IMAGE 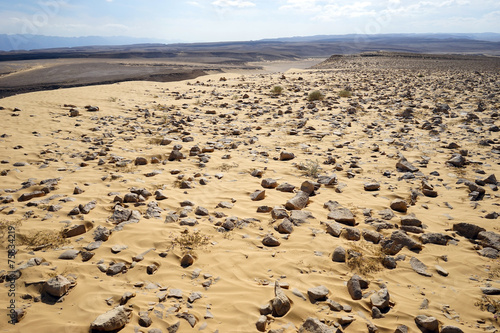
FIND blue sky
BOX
[1,0,499,42]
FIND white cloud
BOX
[317,2,376,20]
[211,0,256,8]
[187,1,204,7]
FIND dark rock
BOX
[332,246,346,262]
[478,231,500,251]
[285,191,309,210]
[250,190,266,201]
[280,151,295,161]
[262,235,280,247]
[327,208,355,226]
[452,222,485,239]
[276,218,294,234]
[261,178,278,188]
[299,317,335,333]
[420,233,449,245]
[272,283,291,317]
[390,199,408,213]
[414,315,439,332]
[325,222,343,237]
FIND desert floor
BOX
[0,56,499,333]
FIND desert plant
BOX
[308,90,325,102]
[298,159,321,178]
[475,296,500,314]
[170,230,211,254]
[17,228,69,250]
[346,242,383,275]
[271,86,284,95]
[338,90,352,98]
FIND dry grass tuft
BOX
[170,229,211,255]
[346,241,383,275]
[308,90,325,102]
[17,228,69,250]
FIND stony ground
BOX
[0,56,500,333]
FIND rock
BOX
[390,199,408,213]
[90,306,132,331]
[256,315,267,331]
[299,317,335,333]
[382,256,397,269]
[395,325,409,333]
[181,253,195,267]
[325,222,343,237]
[370,288,390,309]
[414,315,439,332]
[332,246,346,262]
[307,285,329,302]
[396,158,418,172]
[478,247,499,259]
[194,206,209,216]
[391,230,422,251]
[262,235,280,247]
[119,292,135,305]
[79,200,96,214]
[343,227,361,241]
[107,262,126,276]
[272,283,291,317]
[18,190,45,202]
[327,208,355,226]
[347,274,366,300]
[58,249,79,260]
[364,182,380,191]
[421,233,449,245]
[276,182,295,192]
[440,326,464,333]
[452,222,485,239]
[73,186,84,194]
[138,311,152,327]
[250,190,266,201]
[372,306,384,319]
[261,178,278,188]
[81,251,95,262]
[109,206,132,224]
[480,287,500,295]
[63,224,87,238]
[155,190,168,200]
[271,207,289,219]
[123,193,139,203]
[410,257,432,277]
[285,191,309,210]
[135,157,148,165]
[188,292,203,303]
[93,226,110,241]
[447,154,466,167]
[363,229,382,244]
[435,265,449,277]
[69,108,80,117]
[43,275,72,297]
[280,151,295,161]
[300,181,317,195]
[400,214,422,227]
[478,231,500,251]
[276,218,294,234]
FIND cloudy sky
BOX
[1,0,499,42]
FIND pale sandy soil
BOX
[0,58,499,333]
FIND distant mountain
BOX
[262,33,500,43]
[0,34,176,51]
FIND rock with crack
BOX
[285,190,309,210]
[90,305,132,332]
[327,208,356,226]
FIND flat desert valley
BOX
[0,53,500,333]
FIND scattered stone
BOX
[332,246,346,262]
[307,285,329,302]
[390,199,408,213]
[299,317,335,333]
[43,275,72,297]
[280,151,295,161]
[327,208,355,226]
[271,283,291,317]
[285,191,309,210]
[250,190,266,201]
[262,235,280,247]
[410,257,432,277]
[90,306,132,332]
[414,315,439,332]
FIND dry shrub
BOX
[298,159,321,178]
[171,229,211,254]
[308,90,325,102]
[346,241,383,275]
[475,296,500,314]
[17,228,69,250]
[271,86,284,95]
[338,90,352,98]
